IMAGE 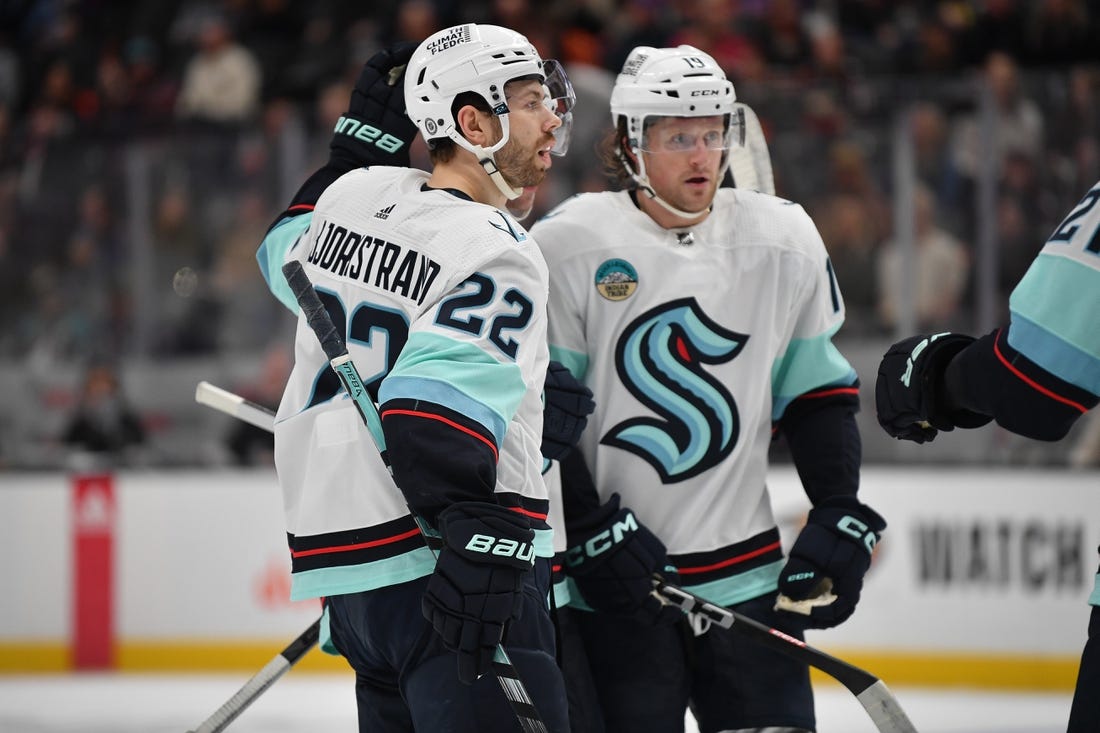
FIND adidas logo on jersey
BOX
[374,204,396,220]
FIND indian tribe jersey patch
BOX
[595,258,638,301]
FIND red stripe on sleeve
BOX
[994,330,1090,414]
[381,408,499,461]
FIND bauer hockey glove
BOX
[541,361,595,461]
[422,502,535,684]
[565,494,682,625]
[876,332,993,443]
[775,496,885,629]
[288,43,418,207]
[329,41,418,170]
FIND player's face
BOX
[495,79,561,189]
[640,116,727,215]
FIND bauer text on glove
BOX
[421,501,535,684]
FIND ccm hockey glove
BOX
[776,496,885,629]
[876,332,992,443]
[422,502,535,684]
[541,361,595,461]
[566,494,682,625]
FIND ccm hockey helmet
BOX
[404,23,574,198]
[610,46,739,216]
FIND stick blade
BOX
[857,680,920,733]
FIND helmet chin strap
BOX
[454,114,524,201]
[622,148,711,220]
[478,153,524,200]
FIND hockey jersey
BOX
[274,166,554,601]
[532,188,858,606]
[1008,180,1100,397]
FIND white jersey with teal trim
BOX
[274,166,553,600]
[1008,180,1100,396]
[532,188,855,602]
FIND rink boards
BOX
[1,466,1097,690]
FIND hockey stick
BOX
[195,381,275,432]
[194,387,916,732]
[185,618,320,733]
[281,259,550,733]
[728,102,775,195]
[653,580,919,733]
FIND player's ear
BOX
[455,105,496,148]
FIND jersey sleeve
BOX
[378,239,549,524]
[1006,181,1100,397]
[942,181,1100,440]
[257,209,313,313]
[533,212,591,381]
[770,206,859,421]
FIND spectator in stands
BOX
[812,193,880,334]
[951,51,1043,185]
[62,361,146,465]
[876,183,970,332]
[175,12,262,126]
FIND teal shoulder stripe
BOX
[548,345,588,380]
[289,547,435,601]
[678,559,784,607]
[1089,573,1100,607]
[1007,316,1100,396]
[381,333,524,444]
[771,324,857,420]
[1009,255,1100,393]
[257,214,312,314]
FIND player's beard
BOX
[495,138,547,190]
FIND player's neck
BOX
[634,189,711,230]
[428,160,506,209]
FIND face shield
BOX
[540,59,575,156]
[638,113,740,155]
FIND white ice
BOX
[0,673,1075,732]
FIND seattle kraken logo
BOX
[603,298,747,482]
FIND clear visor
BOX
[638,113,739,154]
[541,59,575,156]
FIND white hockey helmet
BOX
[405,23,575,199]
[610,46,739,217]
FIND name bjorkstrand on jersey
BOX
[306,217,441,306]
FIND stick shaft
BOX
[187,619,320,733]
[281,260,548,733]
[653,581,918,733]
[195,381,275,432]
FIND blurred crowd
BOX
[0,0,1097,468]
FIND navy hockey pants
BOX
[325,557,569,733]
[563,590,815,733]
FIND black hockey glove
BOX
[565,494,682,625]
[875,332,993,443]
[288,44,419,207]
[422,501,535,684]
[541,361,595,461]
[775,496,885,629]
[330,41,418,170]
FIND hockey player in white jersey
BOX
[530,45,885,733]
[876,181,1100,733]
[273,24,578,732]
